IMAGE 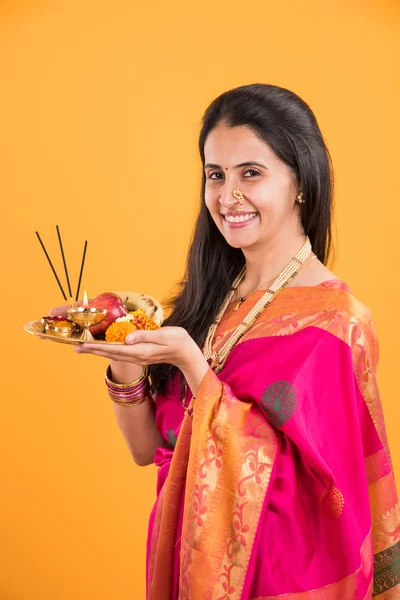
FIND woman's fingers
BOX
[76,343,136,356]
[75,342,154,363]
[125,326,179,346]
[70,324,173,361]
[73,326,191,368]
[49,300,83,316]
[48,305,69,317]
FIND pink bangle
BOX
[107,385,151,406]
[105,365,151,406]
[106,380,149,397]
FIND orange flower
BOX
[128,310,160,331]
[104,310,159,342]
[105,321,137,343]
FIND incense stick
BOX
[75,240,88,302]
[56,225,73,299]
[35,231,68,301]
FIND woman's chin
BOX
[224,235,259,250]
[216,221,261,249]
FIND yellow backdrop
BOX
[1,1,398,598]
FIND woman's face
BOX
[204,122,302,250]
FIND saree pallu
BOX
[146,281,400,600]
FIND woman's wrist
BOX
[105,362,151,407]
[181,346,210,397]
[108,360,144,385]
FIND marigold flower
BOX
[105,321,137,343]
[105,310,159,342]
[128,310,160,330]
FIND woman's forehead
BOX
[204,126,275,168]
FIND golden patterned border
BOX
[178,369,279,600]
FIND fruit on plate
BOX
[88,292,128,336]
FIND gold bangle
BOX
[105,365,149,388]
[110,394,150,407]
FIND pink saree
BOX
[146,280,400,599]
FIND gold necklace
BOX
[203,237,312,373]
[234,252,316,311]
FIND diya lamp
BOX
[67,290,108,341]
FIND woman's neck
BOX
[241,233,308,292]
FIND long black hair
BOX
[150,83,334,395]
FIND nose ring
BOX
[231,188,244,211]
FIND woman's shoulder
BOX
[285,258,373,326]
[278,278,370,317]
[251,277,376,351]
[247,283,378,369]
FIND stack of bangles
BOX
[105,365,151,407]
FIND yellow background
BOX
[1,1,398,598]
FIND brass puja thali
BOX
[27,228,163,345]
[24,291,164,346]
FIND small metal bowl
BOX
[45,320,76,338]
[41,315,67,325]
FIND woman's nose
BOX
[219,187,243,210]
[219,187,238,209]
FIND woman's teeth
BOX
[224,212,258,223]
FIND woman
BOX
[64,84,399,598]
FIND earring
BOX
[231,188,244,211]
[297,192,305,204]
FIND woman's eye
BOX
[243,169,260,177]
[207,170,260,180]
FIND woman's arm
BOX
[110,361,169,466]
[75,327,211,463]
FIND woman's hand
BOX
[48,303,81,316]
[45,304,142,382]
[46,306,210,394]
[75,326,210,396]
[74,326,199,370]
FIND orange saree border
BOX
[178,368,279,600]
[366,450,391,485]
[369,473,399,550]
[374,586,400,600]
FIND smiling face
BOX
[204,122,304,251]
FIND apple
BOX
[88,292,128,337]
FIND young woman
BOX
[58,84,399,598]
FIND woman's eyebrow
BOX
[204,161,268,170]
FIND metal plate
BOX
[24,291,164,345]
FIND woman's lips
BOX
[221,212,259,228]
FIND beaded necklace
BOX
[202,237,312,374]
[233,252,316,311]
